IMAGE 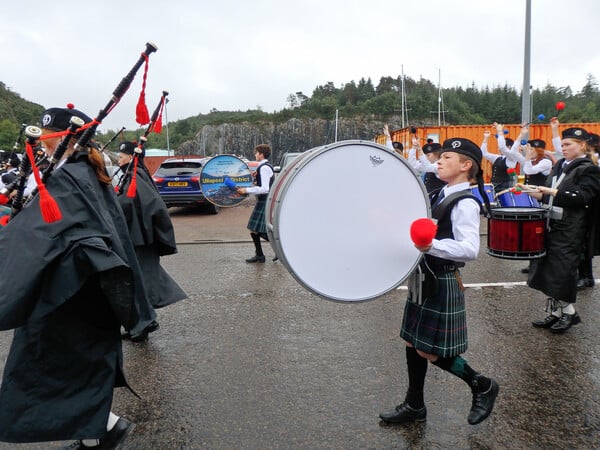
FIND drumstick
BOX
[513,185,539,194]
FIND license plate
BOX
[167,181,188,187]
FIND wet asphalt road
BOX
[2,203,600,449]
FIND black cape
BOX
[528,157,600,302]
[117,163,187,308]
[0,152,147,443]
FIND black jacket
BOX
[117,163,186,309]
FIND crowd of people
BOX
[1,111,599,446]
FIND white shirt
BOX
[481,136,519,168]
[407,147,439,175]
[245,160,274,195]
[385,137,393,151]
[427,181,480,262]
[24,173,37,197]
[506,146,552,176]
[552,136,563,157]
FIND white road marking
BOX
[397,279,598,290]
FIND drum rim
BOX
[266,140,430,302]
[489,206,547,219]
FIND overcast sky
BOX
[1,0,599,132]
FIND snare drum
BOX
[487,207,547,259]
[266,140,430,302]
[495,188,539,208]
[470,183,495,206]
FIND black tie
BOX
[434,189,445,206]
[556,160,565,177]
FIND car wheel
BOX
[206,203,220,214]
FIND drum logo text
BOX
[370,155,384,166]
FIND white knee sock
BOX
[78,412,120,447]
[107,412,120,431]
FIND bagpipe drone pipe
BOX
[115,90,168,198]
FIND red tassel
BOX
[126,156,139,198]
[0,215,9,226]
[0,194,8,205]
[153,97,165,133]
[37,184,62,223]
[154,114,163,134]
[135,54,150,125]
[25,141,62,223]
[136,95,149,125]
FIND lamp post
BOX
[521,0,532,129]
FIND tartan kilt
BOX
[247,195,267,234]
[400,270,467,357]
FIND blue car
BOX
[152,157,220,214]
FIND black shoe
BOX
[129,330,149,342]
[379,402,426,424]
[468,377,499,425]
[146,320,160,333]
[122,320,160,342]
[60,442,86,449]
[98,417,135,449]
[532,314,560,328]
[246,255,266,263]
[550,312,581,334]
[577,278,595,290]
[520,267,529,274]
[60,417,135,449]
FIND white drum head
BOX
[267,140,430,302]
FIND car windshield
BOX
[157,162,202,176]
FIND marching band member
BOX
[521,127,600,333]
[380,138,499,426]
[481,123,520,193]
[578,133,600,289]
[116,141,187,341]
[237,144,275,263]
[0,106,143,448]
[0,153,20,189]
[383,124,404,154]
[407,137,446,195]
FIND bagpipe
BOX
[0,125,46,225]
[101,126,126,152]
[3,42,159,226]
[115,90,168,197]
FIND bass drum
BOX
[199,155,254,207]
[266,140,430,302]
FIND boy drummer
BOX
[380,138,499,426]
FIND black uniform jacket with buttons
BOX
[529,157,600,302]
[550,157,600,256]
